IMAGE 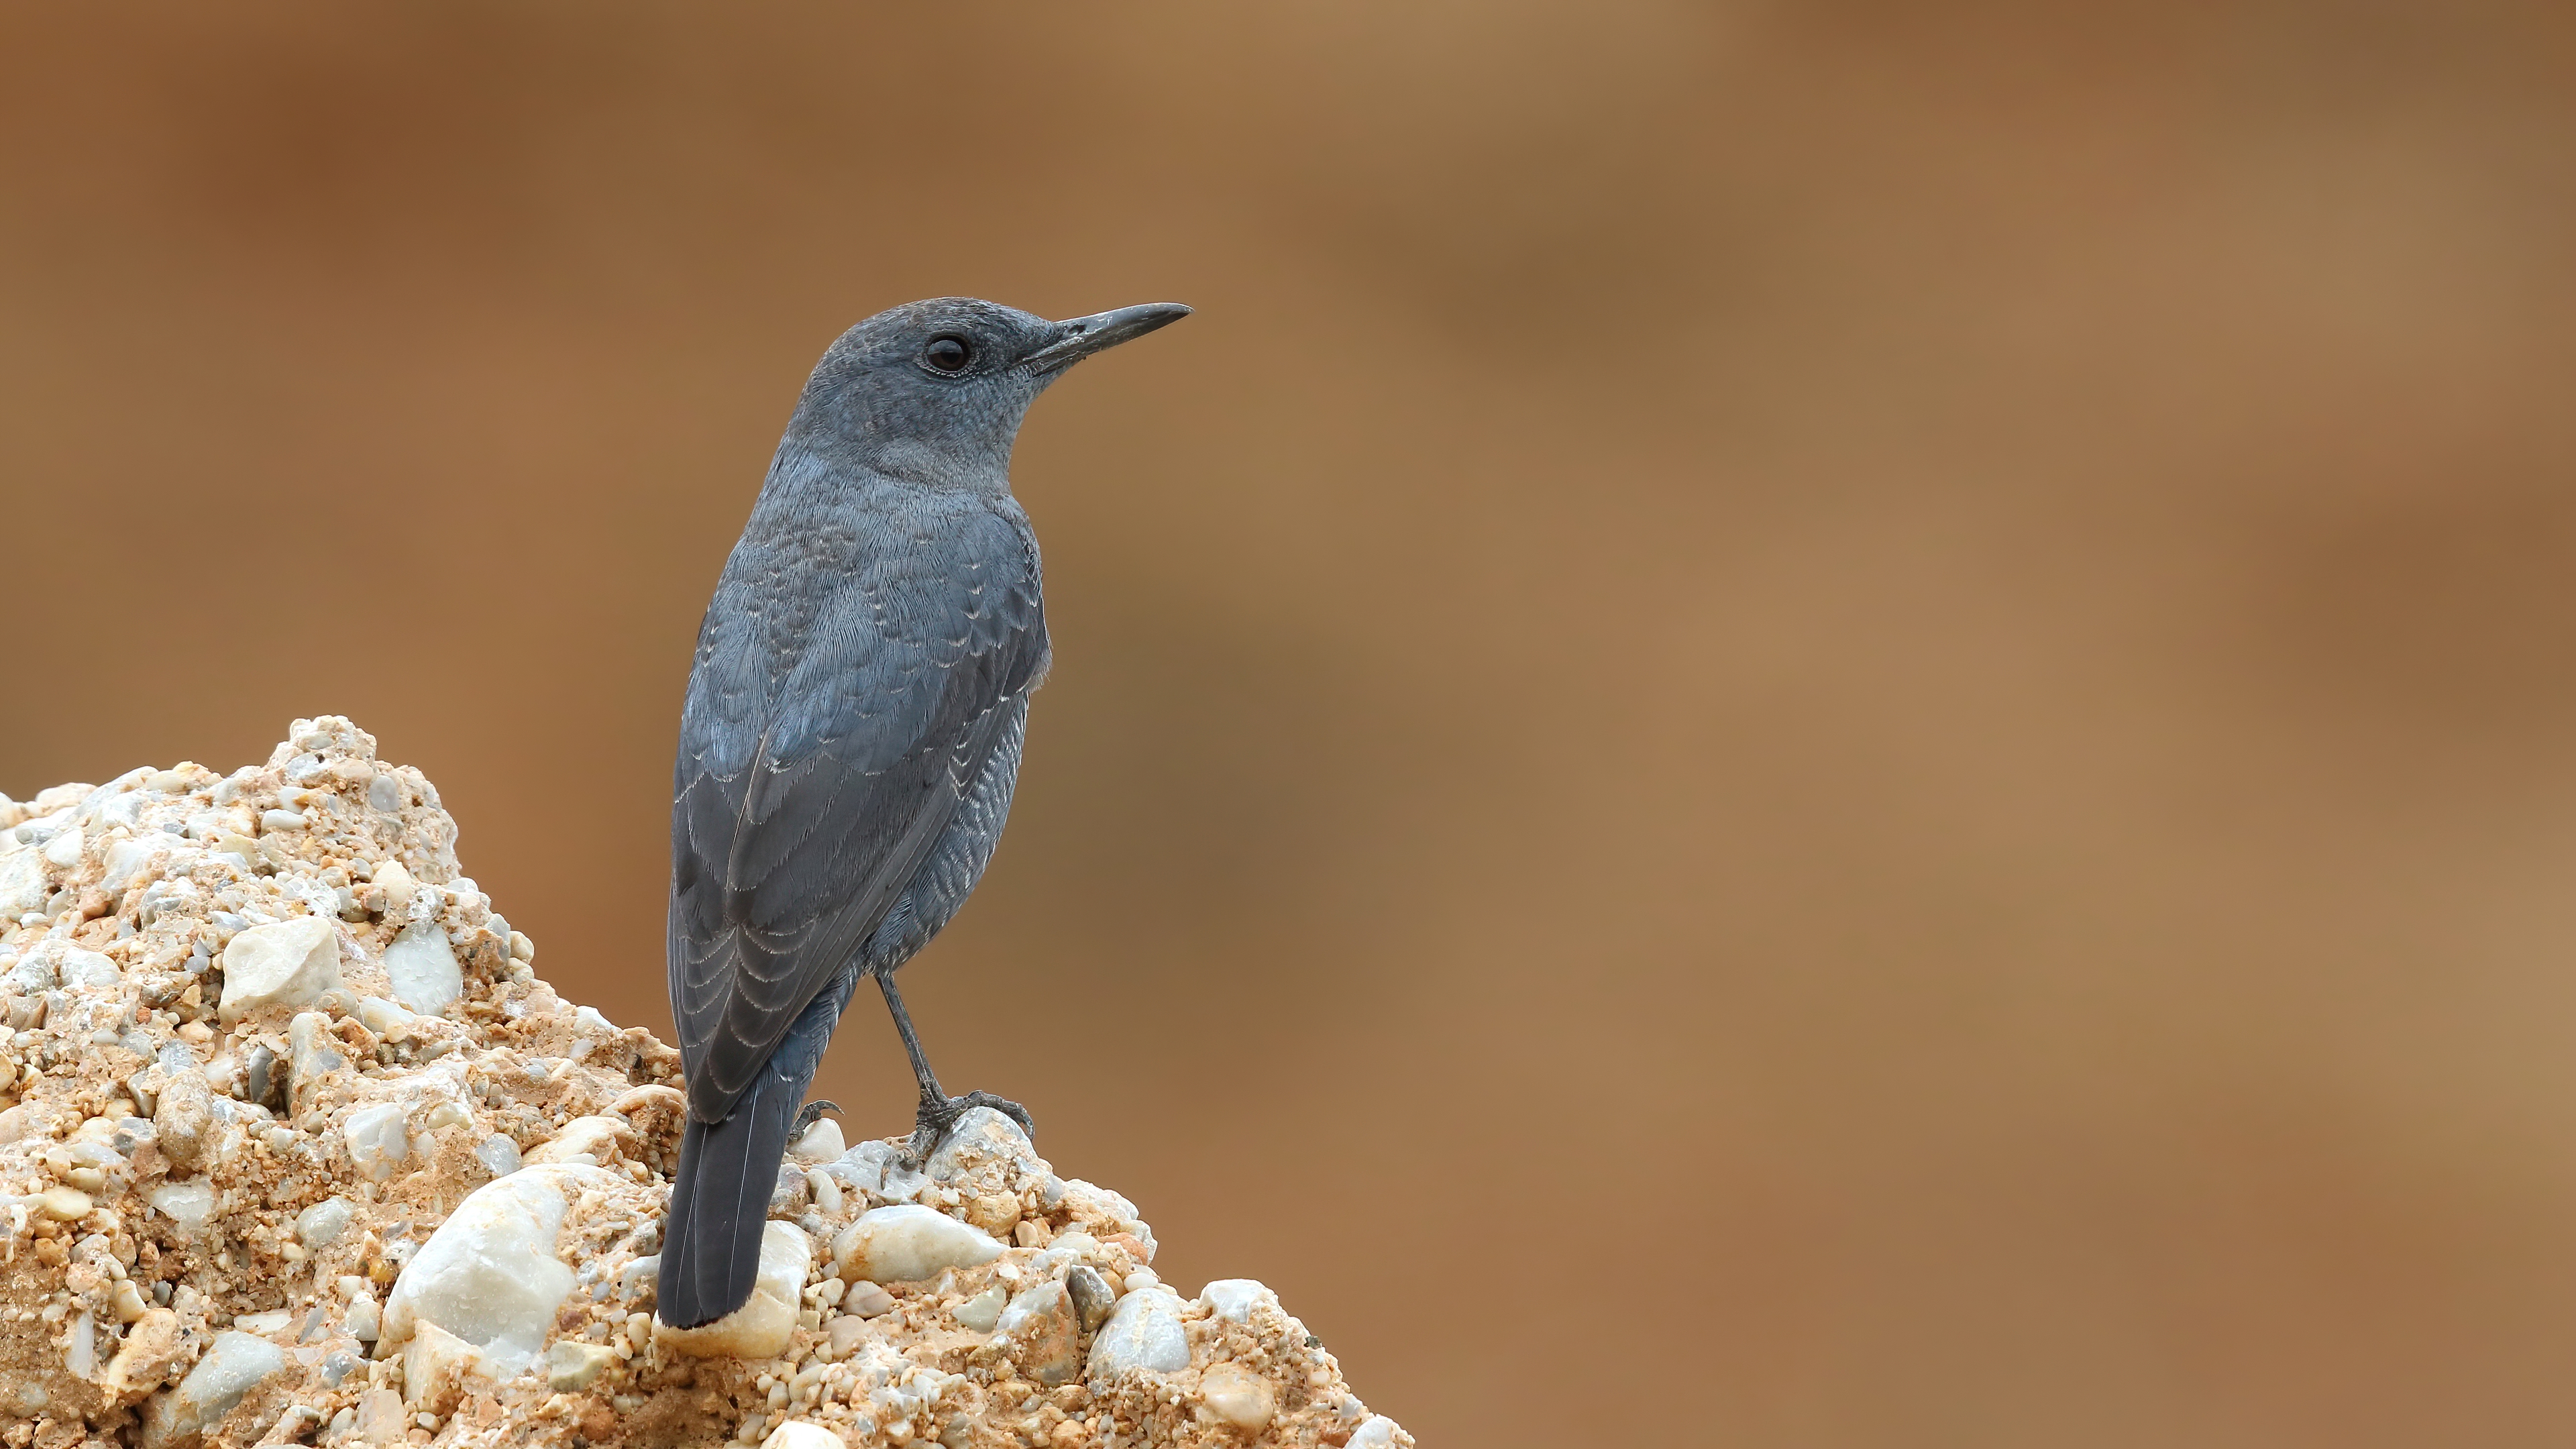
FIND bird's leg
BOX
[876,972,1034,1165]
[790,1099,841,1140]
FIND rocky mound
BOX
[0,719,1411,1449]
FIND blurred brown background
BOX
[6,2,2576,1442]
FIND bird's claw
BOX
[790,1099,841,1140]
[906,1090,1035,1165]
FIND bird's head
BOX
[789,297,1191,490]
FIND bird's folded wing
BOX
[667,519,1044,1124]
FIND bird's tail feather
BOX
[658,1067,796,1328]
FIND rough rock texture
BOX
[0,719,1411,1449]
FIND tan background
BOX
[6,3,2576,1442]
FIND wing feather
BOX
[667,496,1044,1123]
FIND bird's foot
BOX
[906,1090,1034,1165]
[790,1099,841,1140]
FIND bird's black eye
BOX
[923,335,972,374]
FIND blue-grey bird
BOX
[657,297,1190,1328]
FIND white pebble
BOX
[1348,1414,1404,1449]
[343,1104,410,1181]
[218,918,342,1025]
[1197,1278,1277,1324]
[382,922,462,1016]
[470,1132,520,1177]
[789,1118,845,1160]
[374,859,415,914]
[146,1181,214,1234]
[952,1286,1005,1333]
[383,1164,620,1379]
[1087,1289,1189,1377]
[760,1423,844,1449]
[357,996,417,1038]
[1199,1362,1278,1432]
[297,1198,356,1250]
[545,1340,617,1391]
[831,1205,1002,1285]
[145,1332,284,1444]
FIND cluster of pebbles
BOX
[0,718,1411,1449]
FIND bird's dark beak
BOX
[1023,303,1193,374]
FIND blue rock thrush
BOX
[657,297,1191,1328]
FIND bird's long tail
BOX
[659,1066,800,1328]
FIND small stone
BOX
[525,1115,630,1166]
[384,1163,620,1379]
[260,809,308,833]
[825,1314,871,1356]
[656,1221,811,1359]
[243,1042,284,1111]
[545,1339,617,1392]
[831,1204,1002,1285]
[953,1285,1006,1332]
[356,996,417,1038]
[344,1103,410,1181]
[400,1321,482,1414]
[995,1279,1081,1386]
[1196,1279,1276,1325]
[103,1307,183,1395]
[374,859,415,913]
[1199,1362,1278,1433]
[218,917,342,1024]
[761,1422,845,1449]
[789,1117,845,1160]
[354,1387,406,1442]
[147,1180,215,1234]
[383,922,462,1016]
[38,1185,91,1220]
[287,1012,347,1108]
[474,1133,522,1177]
[807,1168,843,1216]
[297,1198,356,1250]
[1064,1266,1116,1333]
[59,948,120,989]
[844,1280,896,1318]
[1347,1414,1404,1448]
[154,1070,212,1169]
[1086,1289,1188,1378]
[967,1191,1018,1238]
[142,1330,286,1448]
[923,1106,1043,1191]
